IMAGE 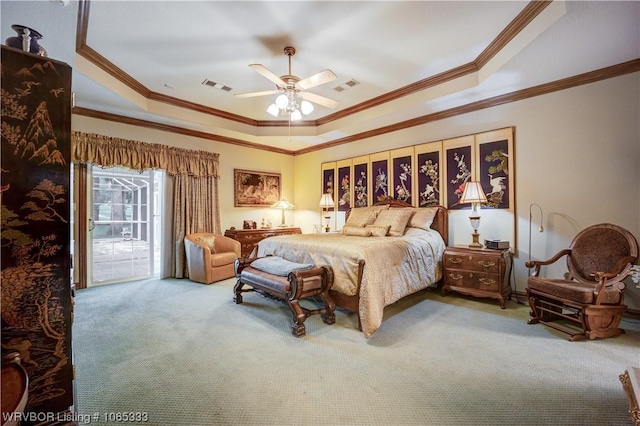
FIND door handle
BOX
[88,218,95,231]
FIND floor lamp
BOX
[318,193,334,232]
[528,203,545,271]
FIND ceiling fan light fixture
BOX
[275,93,288,109]
[267,103,280,117]
[301,100,314,115]
[290,109,302,121]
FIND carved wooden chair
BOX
[525,223,638,341]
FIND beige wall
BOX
[73,71,640,309]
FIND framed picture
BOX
[233,169,281,207]
[321,162,336,211]
[443,135,474,210]
[370,151,389,203]
[391,147,414,205]
[415,141,443,207]
[475,127,514,210]
[352,155,369,208]
[337,160,351,211]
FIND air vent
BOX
[334,79,359,92]
[202,79,232,92]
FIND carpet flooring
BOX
[73,277,640,425]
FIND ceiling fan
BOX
[235,46,339,120]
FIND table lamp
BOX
[318,193,335,232]
[271,199,295,227]
[459,181,487,248]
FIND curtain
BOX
[72,131,220,280]
[171,174,221,278]
[72,132,219,177]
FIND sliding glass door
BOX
[88,165,163,285]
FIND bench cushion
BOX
[250,256,314,276]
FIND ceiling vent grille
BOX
[202,79,232,92]
[334,79,359,92]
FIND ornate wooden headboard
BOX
[345,198,449,246]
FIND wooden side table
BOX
[441,245,512,308]
[224,227,301,258]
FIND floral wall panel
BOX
[1,46,74,413]
[443,135,475,210]
[416,141,443,207]
[337,159,351,211]
[391,147,414,206]
[475,128,514,210]
[370,152,389,203]
[352,156,369,208]
[321,162,336,210]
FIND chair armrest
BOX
[525,249,571,276]
[184,237,211,283]
[592,256,637,281]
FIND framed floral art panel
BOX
[415,141,443,207]
[370,151,389,203]
[443,135,475,210]
[352,155,369,208]
[391,147,414,206]
[336,159,351,211]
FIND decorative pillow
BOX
[372,208,414,236]
[194,235,216,252]
[366,224,391,237]
[250,256,314,276]
[345,204,390,227]
[408,207,439,231]
[342,225,372,237]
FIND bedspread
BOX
[257,227,445,337]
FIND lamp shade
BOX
[271,199,295,210]
[318,193,334,209]
[459,181,487,204]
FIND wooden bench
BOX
[233,256,336,337]
[620,367,640,425]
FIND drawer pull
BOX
[448,273,463,280]
[448,257,463,264]
[478,261,495,268]
[479,278,496,286]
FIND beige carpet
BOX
[73,277,640,425]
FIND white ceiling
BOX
[2,1,639,152]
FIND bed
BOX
[256,199,449,337]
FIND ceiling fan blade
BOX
[249,64,286,87]
[234,89,279,99]
[301,91,339,109]
[296,69,337,90]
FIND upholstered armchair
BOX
[525,223,638,341]
[184,233,241,284]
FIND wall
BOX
[72,116,296,233]
[294,73,640,310]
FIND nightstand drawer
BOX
[445,270,501,292]
[444,252,501,274]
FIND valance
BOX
[72,131,219,177]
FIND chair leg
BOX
[583,305,626,340]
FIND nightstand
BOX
[441,245,512,308]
